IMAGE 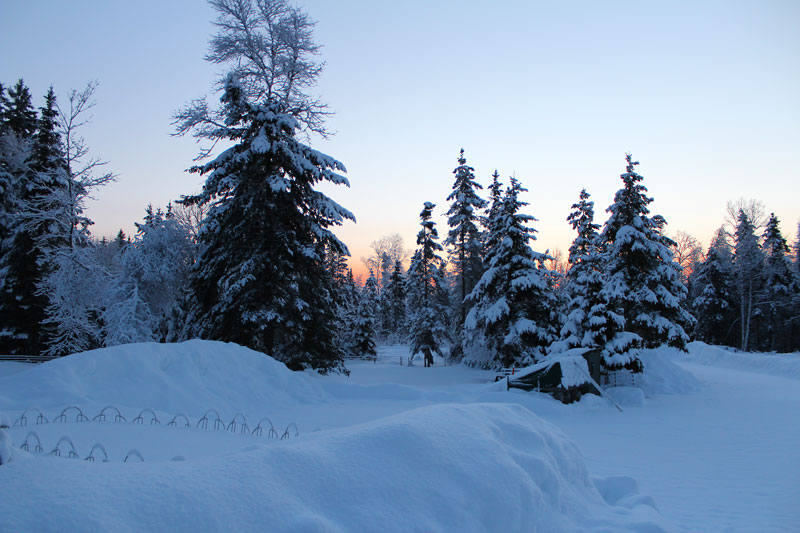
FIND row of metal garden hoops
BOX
[13,406,299,463]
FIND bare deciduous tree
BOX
[171,201,208,241]
[173,0,329,158]
[57,81,116,247]
[545,247,568,276]
[725,198,766,233]
[670,231,704,285]
[361,233,409,286]
[17,82,115,248]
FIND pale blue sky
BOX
[2,0,798,275]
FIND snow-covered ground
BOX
[0,340,798,531]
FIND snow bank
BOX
[0,340,327,415]
[0,361,32,378]
[685,341,800,379]
[637,346,701,396]
[605,386,646,407]
[0,403,665,532]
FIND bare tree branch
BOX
[174,0,330,159]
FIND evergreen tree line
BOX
[354,150,800,371]
[689,210,800,352]
[2,77,797,373]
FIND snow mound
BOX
[638,346,701,396]
[605,386,646,407]
[686,341,800,379]
[0,403,665,532]
[0,340,327,414]
[594,475,658,511]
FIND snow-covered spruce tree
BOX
[179,76,353,372]
[557,189,607,350]
[793,221,800,349]
[461,170,502,364]
[0,80,37,352]
[795,221,800,272]
[690,227,736,347]
[361,270,381,337]
[444,149,487,353]
[325,245,356,355]
[351,287,377,360]
[376,252,395,339]
[482,170,504,254]
[541,252,567,345]
[114,229,128,249]
[0,81,36,294]
[174,0,354,373]
[0,86,67,355]
[1,79,37,138]
[598,154,694,371]
[383,259,408,342]
[759,213,796,352]
[406,202,450,366]
[464,177,557,369]
[732,209,764,351]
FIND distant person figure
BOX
[424,350,434,368]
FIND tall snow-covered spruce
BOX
[406,202,450,365]
[383,260,408,342]
[690,227,736,346]
[759,213,796,352]
[444,149,486,355]
[558,189,607,351]
[181,76,353,373]
[174,0,354,373]
[464,176,557,369]
[0,85,66,355]
[598,154,694,371]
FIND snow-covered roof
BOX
[513,347,593,388]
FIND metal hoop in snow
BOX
[132,408,160,425]
[281,423,299,440]
[20,431,44,453]
[124,449,144,462]
[54,406,89,423]
[14,407,49,427]
[85,443,110,462]
[168,413,191,428]
[51,436,79,458]
[226,413,250,434]
[196,408,224,431]
[252,416,278,438]
[93,406,127,423]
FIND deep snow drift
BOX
[0,340,666,532]
[0,339,327,413]
[1,340,798,531]
[0,403,663,532]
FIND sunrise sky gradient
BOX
[2,0,798,279]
